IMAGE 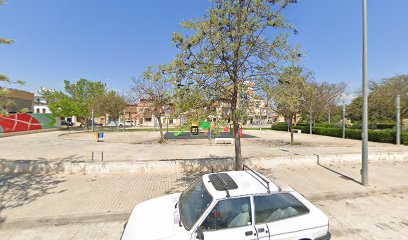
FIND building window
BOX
[42,108,46,113]
[145,118,152,122]
[36,109,40,113]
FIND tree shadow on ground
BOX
[0,173,66,225]
[163,157,255,195]
[163,171,203,195]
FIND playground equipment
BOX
[190,122,199,135]
[229,123,243,137]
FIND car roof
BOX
[202,170,281,200]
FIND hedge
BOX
[271,123,407,145]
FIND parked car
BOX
[61,120,74,127]
[109,120,134,127]
[121,165,331,240]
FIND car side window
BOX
[201,197,252,231]
[254,193,309,224]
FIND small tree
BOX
[94,90,127,128]
[131,65,174,143]
[269,66,306,145]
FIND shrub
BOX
[271,123,407,145]
[402,132,408,145]
[271,123,288,131]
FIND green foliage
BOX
[131,65,175,143]
[269,66,307,119]
[172,0,299,164]
[402,133,408,145]
[94,90,127,122]
[43,79,106,124]
[271,123,406,145]
[271,123,289,131]
[348,74,408,121]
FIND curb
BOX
[1,151,408,174]
[0,128,59,138]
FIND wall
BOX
[0,113,60,134]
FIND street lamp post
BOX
[342,99,346,139]
[397,95,401,145]
[361,0,369,186]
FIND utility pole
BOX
[309,111,312,135]
[91,108,95,132]
[397,95,401,145]
[342,100,346,139]
[361,0,369,186]
[259,107,262,131]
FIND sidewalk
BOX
[1,161,408,239]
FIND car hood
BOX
[121,193,183,240]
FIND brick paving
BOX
[1,162,408,239]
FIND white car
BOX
[121,165,331,240]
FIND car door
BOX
[251,196,270,239]
[197,197,258,240]
[254,193,311,240]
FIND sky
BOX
[1,0,407,97]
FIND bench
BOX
[215,138,234,144]
[293,129,302,133]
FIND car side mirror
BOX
[195,228,204,240]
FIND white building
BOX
[34,95,51,114]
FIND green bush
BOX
[271,123,407,145]
[350,122,395,130]
[401,132,408,145]
[271,123,288,131]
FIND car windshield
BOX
[179,178,213,230]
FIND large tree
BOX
[43,79,106,127]
[172,0,299,170]
[347,74,408,122]
[131,65,175,143]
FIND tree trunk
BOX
[232,82,242,171]
[289,115,294,145]
[157,114,164,143]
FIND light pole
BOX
[342,96,346,139]
[361,0,369,186]
[309,110,312,135]
[259,104,262,131]
[396,95,401,145]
